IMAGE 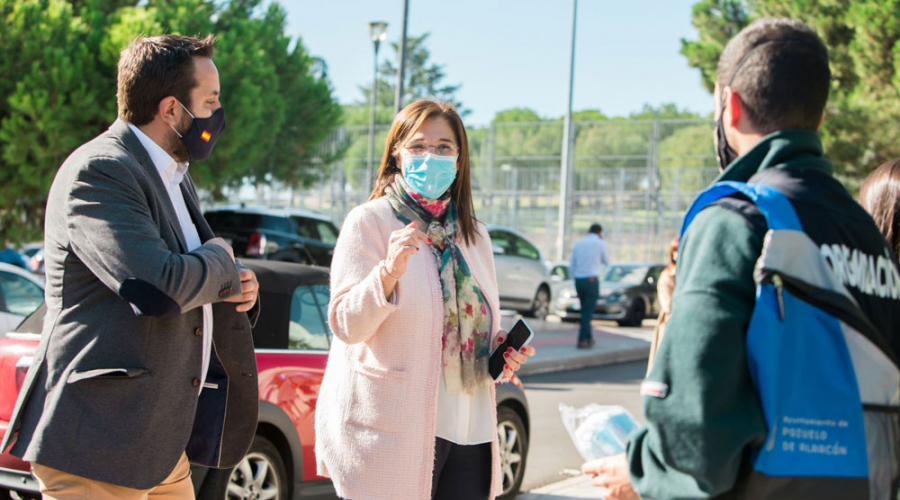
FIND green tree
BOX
[681,0,900,177]
[493,108,543,123]
[0,0,115,246]
[337,33,465,186]
[343,32,467,127]
[479,104,712,171]
[0,0,341,246]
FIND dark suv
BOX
[204,207,339,267]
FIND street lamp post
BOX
[556,0,578,261]
[394,0,410,115]
[367,21,388,196]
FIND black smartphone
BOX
[489,319,535,382]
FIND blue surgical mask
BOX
[401,153,457,199]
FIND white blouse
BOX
[435,306,496,445]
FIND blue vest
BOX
[682,181,900,499]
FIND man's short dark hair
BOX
[589,223,602,234]
[117,34,216,126]
[716,18,830,135]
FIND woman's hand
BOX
[381,221,431,299]
[581,453,638,500]
[385,221,431,278]
[494,330,536,383]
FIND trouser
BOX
[33,452,194,500]
[575,277,600,343]
[431,437,492,500]
[341,438,492,500]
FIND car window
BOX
[316,222,338,245]
[0,271,43,316]
[291,217,338,245]
[603,265,650,285]
[205,212,290,233]
[489,231,514,255]
[551,265,570,280]
[292,217,318,239]
[311,284,333,338]
[514,236,540,260]
[288,285,330,351]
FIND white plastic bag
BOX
[559,404,639,461]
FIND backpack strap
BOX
[680,181,803,240]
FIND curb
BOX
[517,344,650,377]
[519,474,599,499]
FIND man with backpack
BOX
[584,18,900,500]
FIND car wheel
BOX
[617,300,645,327]
[527,286,550,321]
[496,406,528,500]
[198,435,289,500]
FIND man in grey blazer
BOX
[1,35,261,499]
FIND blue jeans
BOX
[575,277,599,343]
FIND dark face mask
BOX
[171,102,226,162]
[715,106,738,171]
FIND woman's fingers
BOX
[503,349,521,371]
[391,228,431,248]
[507,348,529,364]
[520,346,536,357]
[394,246,418,262]
[398,235,423,248]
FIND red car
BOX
[0,260,531,500]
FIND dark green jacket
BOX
[626,129,836,499]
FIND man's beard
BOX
[168,112,192,163]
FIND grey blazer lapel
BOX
[110,120,187,253]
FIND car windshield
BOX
[603,265,648,285]
[205,212,290,232]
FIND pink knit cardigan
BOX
[315,197,503,500]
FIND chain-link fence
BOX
[217,119,720,264]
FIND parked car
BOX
[204,206,340,267]
[552,262,665,327]
[0,260,531,500]
[0,250,26,272]
[16,245,44,275]
[0,263,43,335]
[487,225,553,320]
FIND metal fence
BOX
[217,119,721,264]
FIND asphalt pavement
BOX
[498,314,655,377]
[495,314,653,499]
[518,360,646,493]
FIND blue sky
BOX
[284,0,714,127]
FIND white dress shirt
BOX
[128,123,214,394]
[435,306,495,445]
[569,233,611,279]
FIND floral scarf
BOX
[385,176,491,394]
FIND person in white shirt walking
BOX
[569,223,610,349]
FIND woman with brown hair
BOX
[315,99,535,500]
[646,237,678,375]
[860,159,900,256]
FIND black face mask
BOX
[715,103,738,171]
[171,102,226,162]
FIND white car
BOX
[487,225,553,320]
[0,263,44,334]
